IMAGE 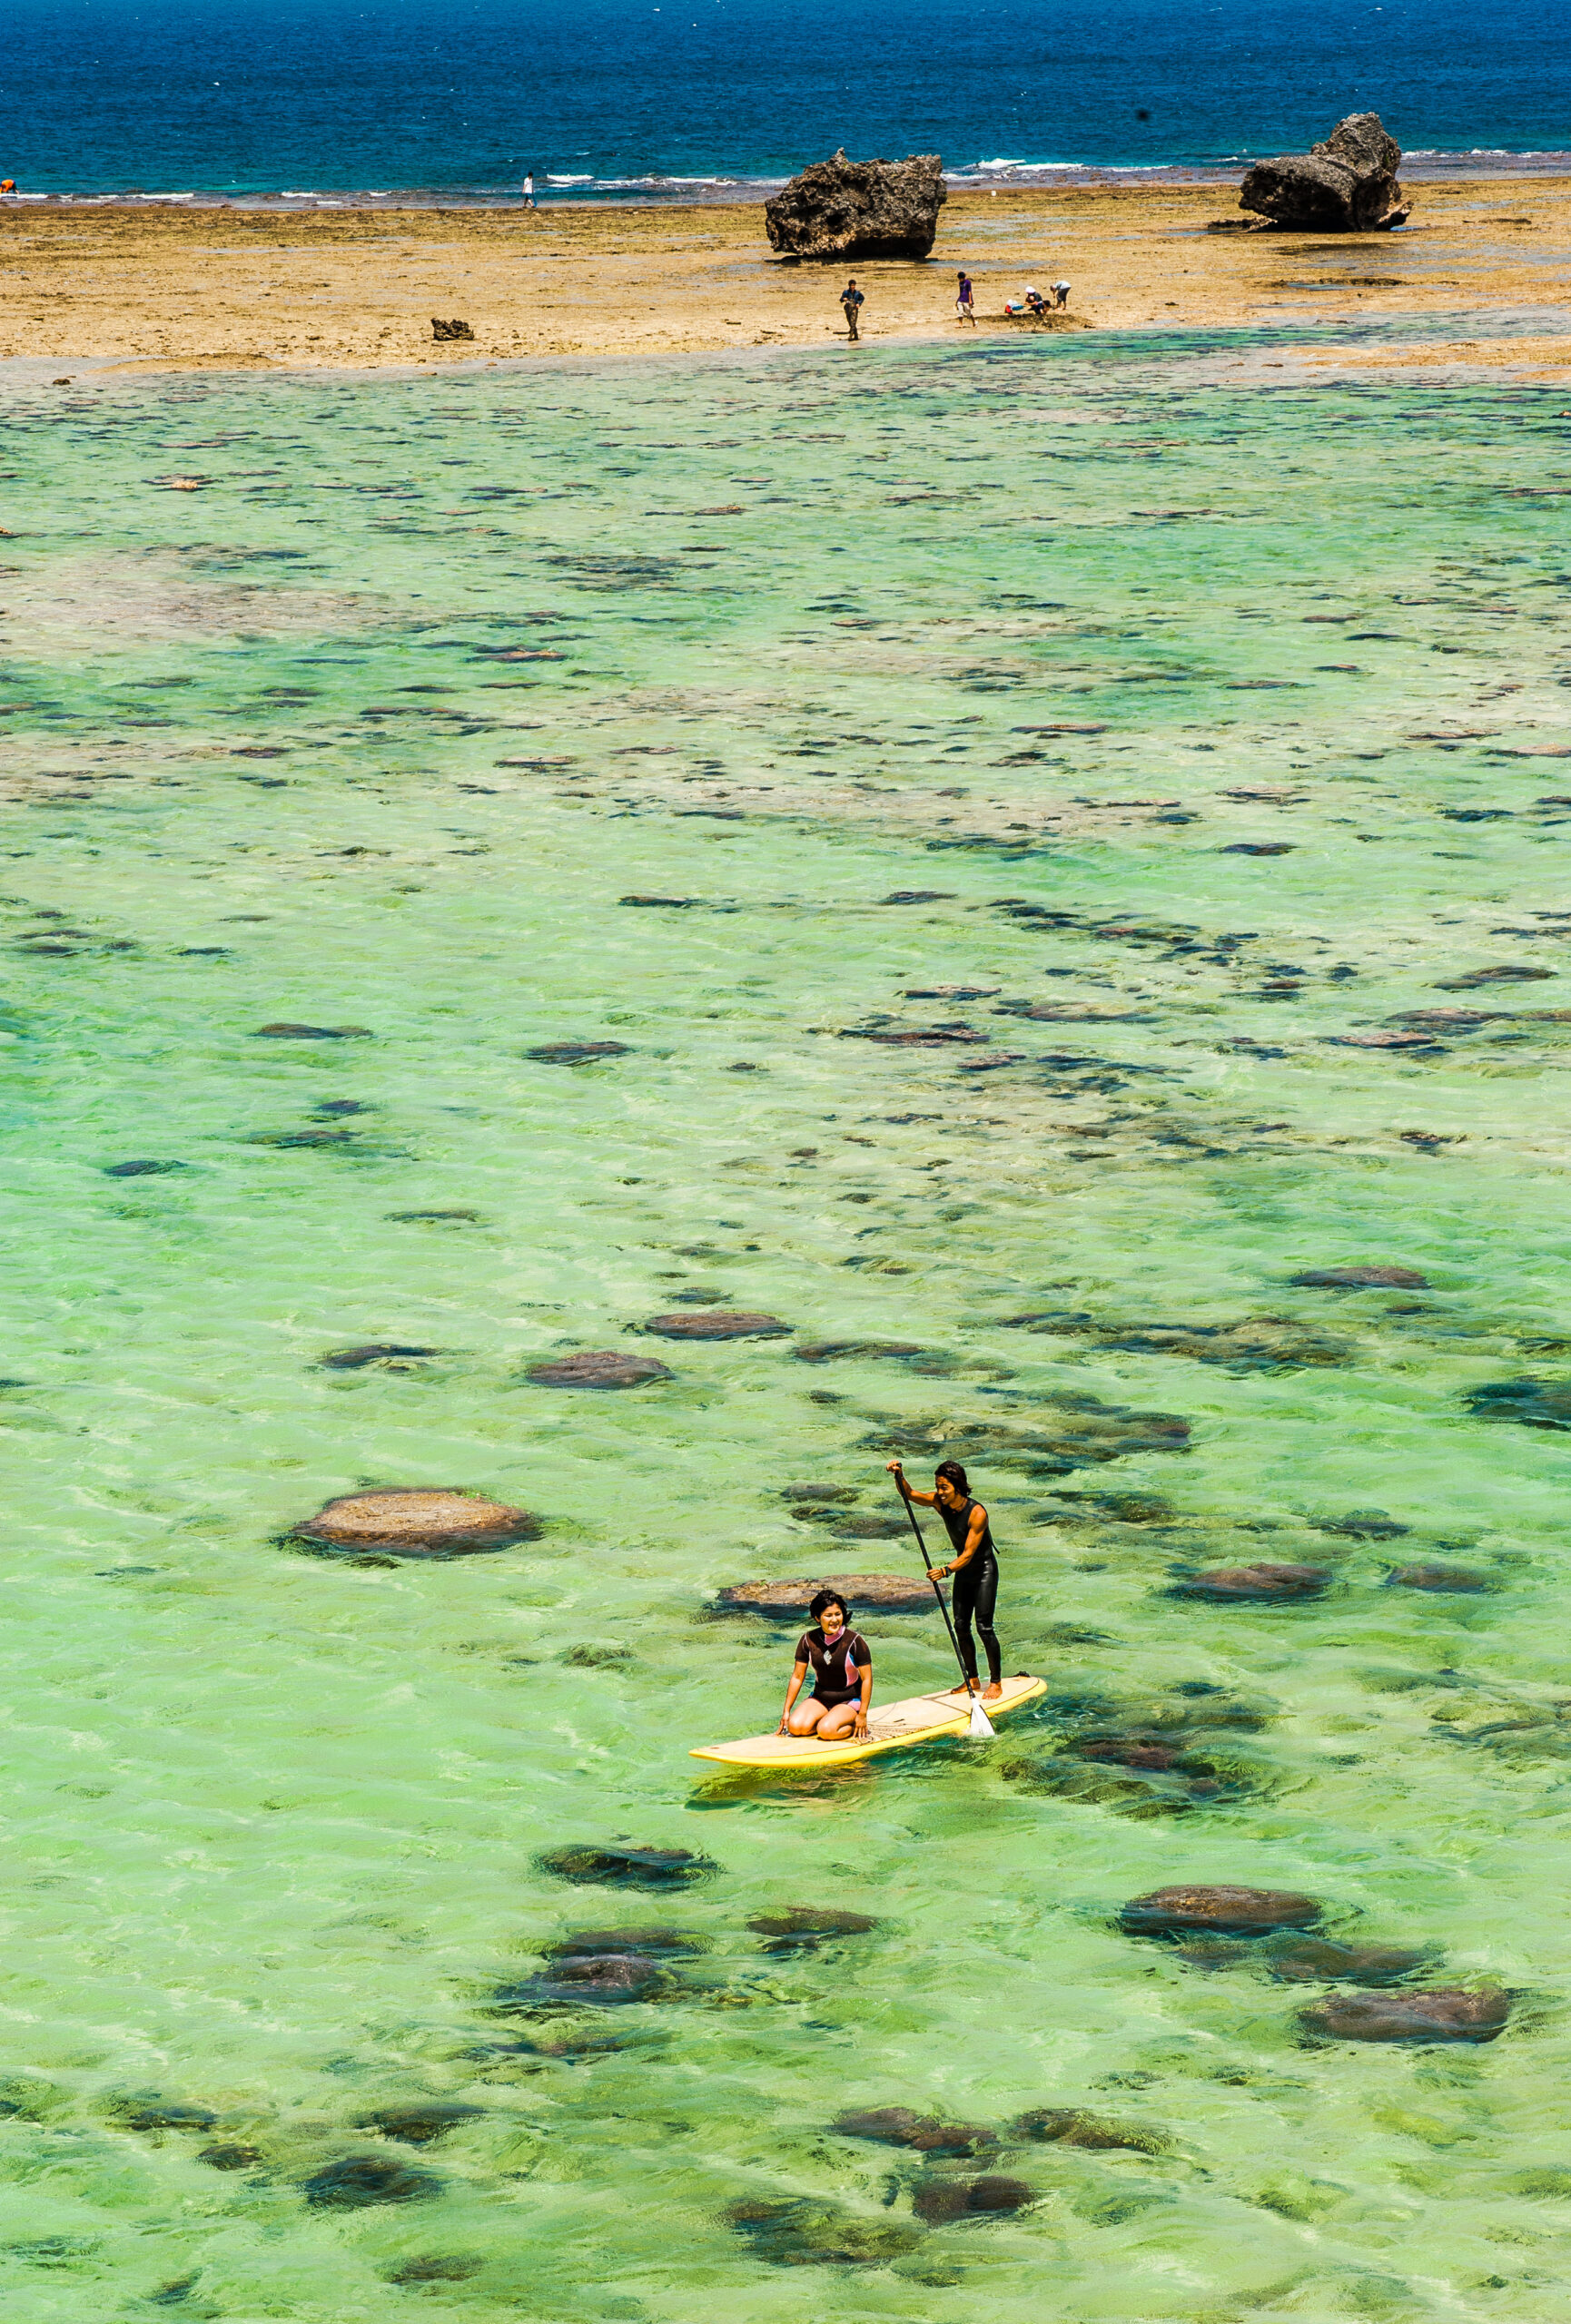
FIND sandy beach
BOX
[3,179,1570,376]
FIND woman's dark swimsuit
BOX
[938,1498,1002,1687]
[795,1626,871,1709]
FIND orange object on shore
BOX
[0,182,16,194]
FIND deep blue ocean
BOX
[3,0,1569,199]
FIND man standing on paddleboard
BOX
[888,1460,1003,1702]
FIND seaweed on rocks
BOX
[1170,1563,1332,1603]
[526,1351,672,1388]
[644,1310,790,1339]
[1011,2109,1171,2153]
[747,1907,880,1952]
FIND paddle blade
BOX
[968,1697,996,1739]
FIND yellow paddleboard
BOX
[691,1673,1046,1771]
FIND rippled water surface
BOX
[3,336,1571,2319]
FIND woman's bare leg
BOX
[786,1699,828,1736]
[815,1700,861,1738]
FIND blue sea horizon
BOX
[3,0,1569,198]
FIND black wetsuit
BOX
[938,1497,1002,1687]
[795,1626,871,1709]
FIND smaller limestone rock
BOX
[1300,1987,1508,2043]
[1240,112,1408,231]
[114,2099,217,2132]
[289,1487,538,1559]
[526,1351,672,1388]
[643,1310,790,1339]
[832,2105,996,2155]
[104,1158,188,1177]
[199,2141,263,2170]
[765,149,945,261]
[1290,1265,1428,1289]
[430,317,475,340]
[1121,1885,1324,1936]
[491,1954,667,2008]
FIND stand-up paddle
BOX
[893,1474,995,1738]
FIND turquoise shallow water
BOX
[3,334,1571,2319]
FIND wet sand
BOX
[2,180,1569,373]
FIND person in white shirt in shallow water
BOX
[777,1590,874,1740]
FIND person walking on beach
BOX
[522,172,537,209]
[955,270,975,325]
[840,278,865,340]
[1051,278,1070,308]
[887,1458,1004,1702]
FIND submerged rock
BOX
[644,1310,790,1339]
[832,2105,996,2155]
[103,1158,188,1177]
[254,1021,371,1039]
[795,1340,929,1364]
[1309,1509,1408,1539]
[1300,1987,1508,2043]
[1172,1563,1330,1602]
[780,1482,861,1504]
[545,1926,706,1957]
[1019,1313,1350,1370]
[913,2175,1034,2223]
[826,1513,909,1539]
[526,1351,672,1388]
[1012,2108,1170,2154]
[491,1953,669,2008]
[289,1488,538,1559]
[302,2154,440,2208]
[388,2257,485,2286]
[860,1394,1191,1473]
[715,1573,936,1617]
[1261,1936,1430,1985]
[523,1040,632,1064]
[1290,1265,1428,1289]
[1387,1561,1493,1592]
[1239,112,1408,231]
[1121,1885,1324,1936]
[113,2099,218,2132]
[747,1907,880,1952]
[1435,966,1553,990]
[318,1343,440,1370]
[537,1844,716,1888]
[765,149,945,261]
[1466,1378,1571,1430]
[359,2103,483,2144]
[199,2141,264,2171]
[725,2195,924,2267]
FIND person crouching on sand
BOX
[778,1590,872,1740]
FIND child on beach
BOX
[955,271,975,324]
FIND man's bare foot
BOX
[983,1683,1004,1702]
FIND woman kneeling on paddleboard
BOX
[778,1590,873,1741]
[889,1459,1003,1702]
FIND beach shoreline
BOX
[3,179,1569,376]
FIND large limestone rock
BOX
[1240,113,1408,231]
[766,150,944,261]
